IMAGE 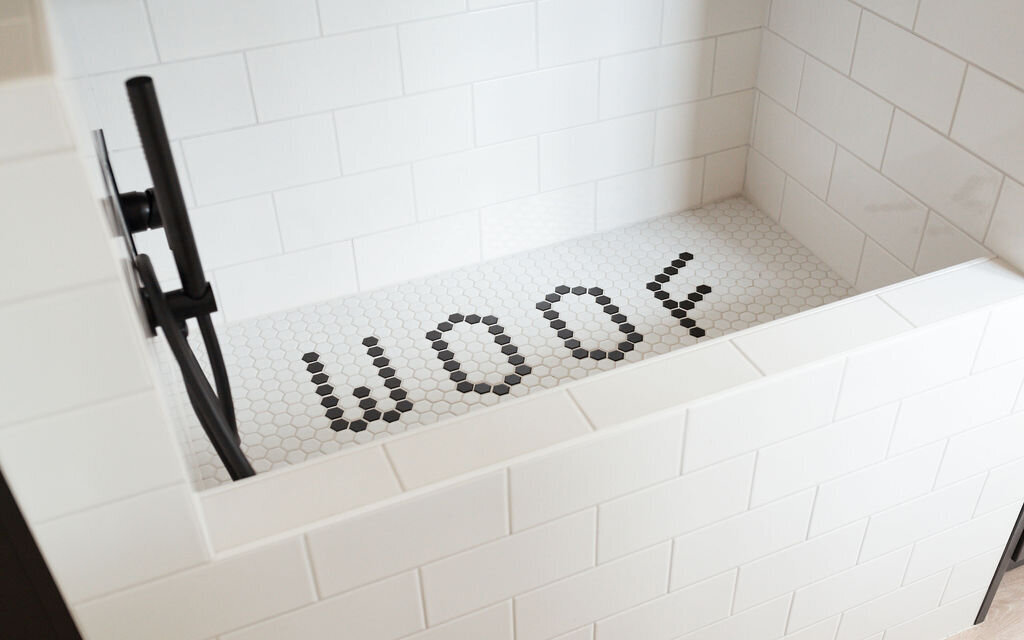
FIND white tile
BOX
[399,5,535,93]
[146,0,319,60]
[835,312,987,418]
[222,571,423,640]
[402,603,512,640]
[904,505,1019,583]
[201,446,401,550]
[670,491,813,588]
[751,405,895,506]
[0,282,150,428]
[797,58,894,168]
[108,142,196,207]
[703,147,748,203]
[598,40,715,119]
[852,12,965,131]
[481,185,595,259]
[596,158,704,230]
[214,242,359,322]
[883,260,1024,326]
[0,79,71,162]
[684,360,845,472]
[246,30,402,120]
[654,91,756,164]
[74,538,315,640]
[756,31,804,111]
[35,485,206,603]
[835,571,949,640]
[474,62,598,145]
[541,113,656,190]
[788,548,911,632]
[809,443,945,536]
[509,415,684,531]
[942,550,1002,604]
[552,627,593,640]
[976,457,1024,515]
[734,521,866,611]
[986,180,1024,276]
[753,95,836,198]
[677,595,790,640]
[780,179,865,284]
[275,166,415,251]
[852,0,918,27]
[662,0,769,44]
[308,472,507,596]
[937,413,1024,488]
[769,0,861,72]
[914,213,992,274]
[421,510,595,623]
[713,29,762,95]
[569,341,761,429]
[385,390,591,490]
[732,297,911,374]
[599,455,755,562]
[856,240,916,292]
[744,148,786,220]
[48,0,157,74]
[184,114,340,205]
[782,617,841,640]
[353,211,481,291]
[334,87,473,174]
[538,0,662,67]
[0,153,115,305]
[596,571,735,640]
[882,112,1001,241]
[884,591,985,640]
[319,0,465,34]
[976,297,1024,372]
[827,149,927,267]
[860,477,986,561]
[0,392,183,522]
[514,543,671,640]
[414,139,538,219]
[952,68,1024,185]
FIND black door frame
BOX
[976,501,1024,624]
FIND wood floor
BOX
[952,568,1024,640]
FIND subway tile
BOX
[756,31,804,111]
[108,142,196,207]
[481,185,595,259]
[662,0,769,44]
[552,627,593,640]
[246,30,402,121]
[976,297,1024,372]
[214,242,359,321]
[146,0,320,60]
[513,543,671,640]
[74,538,315,640]
[860,476,986,561]
[222,571,422,640]
[0,282,150,428]
[538,0,662,67]
[780,180,865,285]
[334,87,473,174]
[797,58,893,168]
[835,312,986,418]
[782,617,841,640]
[744,148,786,220]
[752,96,836,198]
[569,341,761,429]
[769,0,861,72]
[942,549,1002,604]
[307,472,507,596]
[809,443,945,536]
[399,5,535,93]
[884,591,986,640]
[541,113,655,190]
[904,504,1019,583]
[400,603,512,640]
[596,571,735,640]
[420,510,595,623]
[414,139,538,219]
[882,260,1024,326]
[35,485,207,603]
[952,68,1024,185]
[677,595,790,640]
[670,491,813,588]
[48,0,157,75]
[654,91,755,164]
[595,158,703,230]
[937,413,1024,488]
[275,166,415,251]
[827,149,927,268]
[852,12,965,131]
[474,62,598,145]
[353,211,480,291]
[734,521,865,611]
[713,29,762,95]
[319,0,465,34]
[853,0,918,27]
[976,457,1024,515]
[702,147,748,204]
[835,571,948,640]
[986,180,1024,276]
[509,415,684,531]
[200,445,401,550]
[856,240,916,292]
[184,114,340,204]
[882,112,1002,241]
[0,79,71,162]
[914,213,992,274]
[684,360,844,472]
[598,41,715,119]
[599,455,755,563]
[751,405,895,506]
[788,548,911,632]
[386,390,591,490]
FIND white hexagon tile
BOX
[157,198,856,489]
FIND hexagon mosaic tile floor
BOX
[159,198,857,489]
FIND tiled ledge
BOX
[199,257,1024,552]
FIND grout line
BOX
[239,51,261,124]
[981,174,1007,246]
[394,25,408,96]
[848,8,864,76]
[878,107,896,170]
[415,568,429,628]
[139,0,163,63]
[312,0,325,37]
[912,0,924,31]
[380,441,407,491]
[947,64,970,136]
[299,535,322,599]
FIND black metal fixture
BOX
[93,76,254,481]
